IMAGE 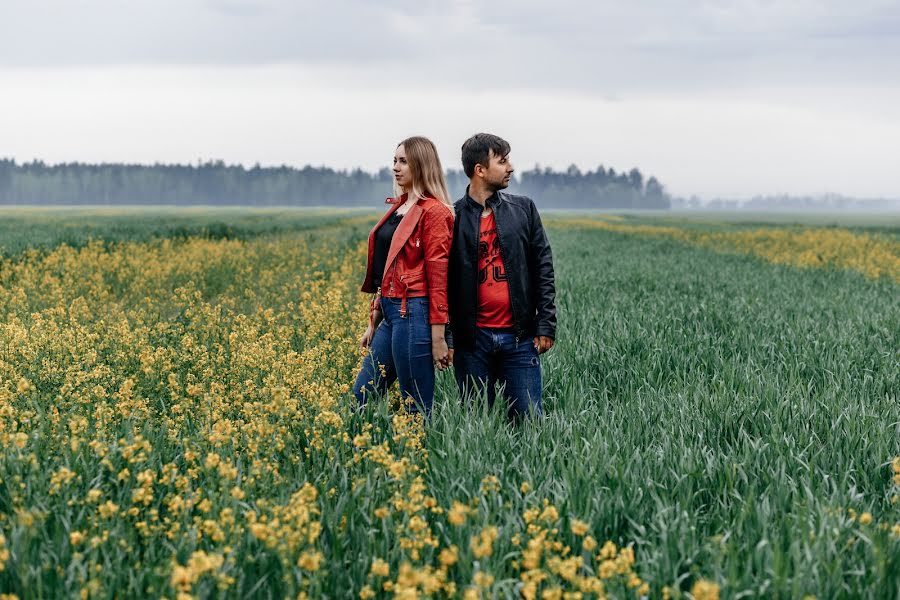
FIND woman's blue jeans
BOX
[353,297,434,416]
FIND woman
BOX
[353,136,454,417]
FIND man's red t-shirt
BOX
[476,211,515,328]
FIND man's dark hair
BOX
[461,133,511,178]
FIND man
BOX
[447,133,556,419]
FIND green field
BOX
[0,208,897,599]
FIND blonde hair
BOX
[394,136,452,209]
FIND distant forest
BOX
[0,159,671,209]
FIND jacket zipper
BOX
[470,208,479,342]
[490,200,521,342]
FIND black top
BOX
[372,212,403,289]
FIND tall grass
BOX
[0,210,896,599]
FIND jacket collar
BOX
[462,185,503,211]
[384,195,426,273]
[368,197,403,243]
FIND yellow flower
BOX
[598,560,616,579]
[249,523,269,541]
[16,378,31,394]
[473,571,494,588]
[541,587,562,600]
[297,551,322,572]
[359,585,375,599]
[204,453,221,469]
[370,558,390,578]
[859,512,873,525]
[0,534,9,570]
[598,540,617,560]
[448,501,470,526]
[480,475,501,494]
[98,501,119,518]
[136,469,154,486]
[470,526,498,559]
[540,504,559,522]
[570,519,589,536]
[691,579,720,600]
[170,565,192,590]
[521,482,532,494]
[439,545,459,567]
[70,531,85,545]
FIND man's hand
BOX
[533,335,554,354]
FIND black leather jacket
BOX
[448,189,557,350]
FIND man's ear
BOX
[473,163,485,178]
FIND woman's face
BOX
[393,144,413,190]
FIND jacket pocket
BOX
[398,269,424,288]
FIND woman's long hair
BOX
[394,136,452,209]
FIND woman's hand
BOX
[431,324,450,370]
[360,325,375,350]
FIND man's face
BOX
[479,150,514,191]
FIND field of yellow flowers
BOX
[0,209,897,599]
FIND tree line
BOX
[0,159,670,209]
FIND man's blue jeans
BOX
[453,327,543,419]
[353,297,435,417]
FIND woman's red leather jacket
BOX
[361,195,454,325]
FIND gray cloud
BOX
[3,0,900,199]
[2,0,898,93]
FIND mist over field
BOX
[1,158,897,212]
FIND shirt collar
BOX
[463,186,501,210]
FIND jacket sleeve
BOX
[423,204,454,325]
[528,200,557,339]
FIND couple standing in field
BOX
[352,133,557,421]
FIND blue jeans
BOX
[453,327,543,419]
[353,297,435,416]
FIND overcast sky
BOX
[2,0,899,198]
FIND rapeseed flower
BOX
[691,579,720,600]
[570,519,589,536]
[471,526,499,558]
[370,558,390,578]
[439,545,459,567]
[448,501,471,526]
